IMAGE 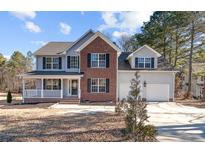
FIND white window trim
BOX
[91,78,106,93]
[70,56,79,69]
[91,53,106,68]
[45,57,61,70]
[137,57,152,69]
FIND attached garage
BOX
[146,84,169,102]
[118,71,175,102]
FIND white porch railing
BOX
[43,90,61,98]
[23,89,62,98]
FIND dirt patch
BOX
[0,108,126,142]
[176,98,205,108]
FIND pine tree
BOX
[125,72,156,141]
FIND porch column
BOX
[78,78,81,99]
[22,78,25,103]
[61,78,63,98]
[41,78,43,98]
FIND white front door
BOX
[71,79,78,96]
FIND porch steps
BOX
[58,97,80,104]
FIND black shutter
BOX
[87,53,91,68]
[87,79,91,93]
[58,79,61,89]
[135,57,138,68]
[106,79,109,93]
[106,54,109,68]
[77,56,79,68]
[59,57,62,69]
[43,79,46,90]
[67,56,70,68]
[151,57,154,69]
[43,57,46,69]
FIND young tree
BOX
[125,72,156,141]
[7,90,12,103]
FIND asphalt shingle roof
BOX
[34,42,74,56]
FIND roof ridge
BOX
[48,41,74,43]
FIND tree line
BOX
[119,11,205,97]
[0,51,33,93]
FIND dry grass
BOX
[176,98,205,108]
[0,105,126,142]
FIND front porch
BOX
[22,74,82,102]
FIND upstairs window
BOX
[136,57,153,69]
[45,57,52,69]
[53,58,60,69]
[145,58,151,68]
[91,53,106,68]
[138,58,145,68]
[70,56,79,69]
[44,57,61,69]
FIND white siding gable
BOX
[128,45,161,69]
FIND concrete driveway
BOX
[147,102,205,142]
[51,102,205,142]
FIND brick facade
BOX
[80,36,117,103]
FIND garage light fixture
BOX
[144,81,147,87]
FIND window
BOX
[137,57,152,68]
[70,56,79,68]
[53,58,59,69]
[44,79,60,90]
[45,58,52,69]
[91,53,106,68]
[45,57,60,69]
[138,58,144,68]
[91,78,106,93]
[145,58,151,68]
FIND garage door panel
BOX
[146,84,169,102]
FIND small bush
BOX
[115,99,126,114]
[133,125,157,142]
[7,90,12,103]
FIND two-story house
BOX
[22,30,119,103]
[22,30,176,104]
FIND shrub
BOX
[115,99,127,114]
[7,90,12,104]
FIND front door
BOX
[71,80,78,96]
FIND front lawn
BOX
[0,105,126,142]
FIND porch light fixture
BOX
[144,81,147,87]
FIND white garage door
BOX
[146,84,169,102]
